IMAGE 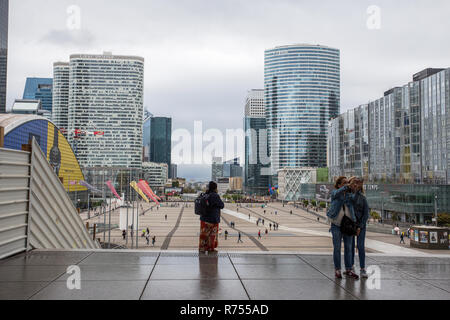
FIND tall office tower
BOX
[223,158,243,178]
[211,157,223,182]
[328,68,450,185]
[245,89,265,117]
[68,53,144,168]
[265,44,340,171]
[23,78,53,114]
[52,62,70,133]
[143,116,172,173]
[244,89,270,195]
[0,0,8,113]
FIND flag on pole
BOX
[137,180,160,205]
[106,180,122,201]
[130,181,150,203]
[79,180,102,194]
[139,180,161,200]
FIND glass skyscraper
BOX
[0,0,8,113]
[23,78,53,114]
[328,68,450,185]
[143,116,172,175]
[265,44,340,171]
[244,89,270,195]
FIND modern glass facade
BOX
[328,68,449,185]
[0,0,8,113]
[52,62,70,135]
[23,78,53,114]
[68,53,144,168]
[143,117,172,174]
[265,44,340,171]
[244,117,270,195]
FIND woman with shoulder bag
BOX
[327,176,359,280]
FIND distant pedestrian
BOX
[269,223,272,231]
[400,233,405,244]
[262,219,265,225]
[238,233,243,243]
[146,228,150,236]
[225,230,229,240]
[258,230,261,239]
[290,210,293,215]
[165,215,168,221]
[265,229,268,235]
[146,235,150,245]
[317,217,320,222]
[122,230,126,240]
[152,236,156,246]
[249,214,251,220]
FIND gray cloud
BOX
[6,0,450,179]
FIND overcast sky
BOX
[6,0,450,180]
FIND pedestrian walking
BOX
[146,235,150,245]
[400,233,405,244]
[165,215,168,221]
[269,223,272,231]
[265,229,268,235]
[152,236,156,246]
[122,230,126,240]
[238,232,243,243]
[258,230,261,239]
[225,230,229,240]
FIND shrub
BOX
[320,202,327,209]
[370,211,381,220]
[311,200,317,207]
[437,213,450,227]
[303,200,309,206]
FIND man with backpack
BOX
[195,182,224,253]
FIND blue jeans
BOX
[331,224,353,271]
[352,228,366,269]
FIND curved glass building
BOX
[265,44,340,170]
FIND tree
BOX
[172,181,180,188]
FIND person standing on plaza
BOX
[152,236,156,246]
[327,176,359,280]
[400,232,405,244]
[238,232,243,243]
[258,230,262,239]
[199,182,224,253]
[349,177,370,279]
[224,230,229,240]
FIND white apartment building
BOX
[54,52,144,168]
[142,162,169,189]
[52,62,70,134]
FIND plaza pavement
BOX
[1,202,449,300]
[82,202,450,256]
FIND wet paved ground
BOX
[0,250,449,300]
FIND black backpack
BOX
[195,193,210,216]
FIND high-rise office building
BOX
[23,78,53,114]
[265,44,340,170]
[0,0,8,113]
[328,68,450,185]
[52,62,70,134]
[245,89,265,117]
[67,53,144,168]
[143,116,172,174]
[244,89,270,195]
[211,157,223,182]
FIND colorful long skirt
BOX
[199,221,219,252]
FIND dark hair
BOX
[334,176,347,189]
[207,181,218,193]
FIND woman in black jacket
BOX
[199,182,225,253]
